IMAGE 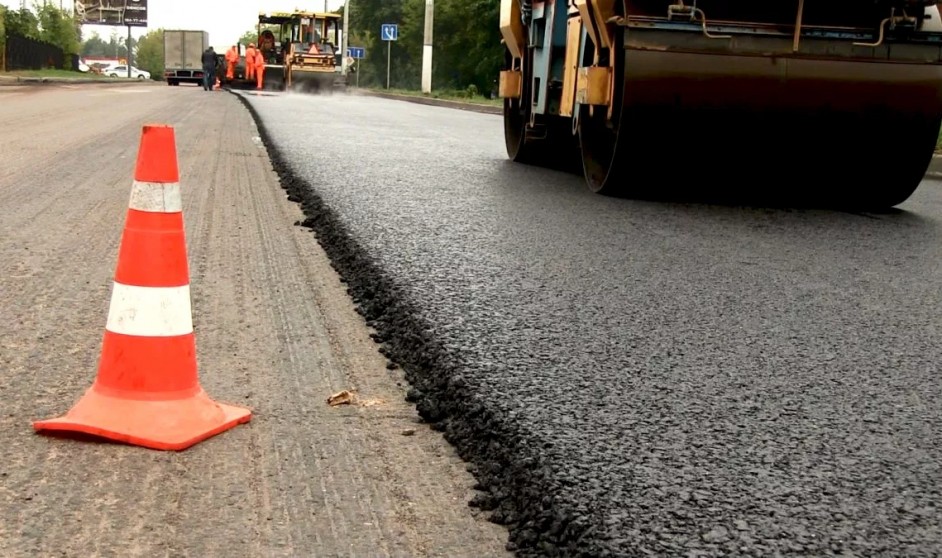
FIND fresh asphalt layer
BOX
[235,89,942,557]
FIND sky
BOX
[0,0,345,49]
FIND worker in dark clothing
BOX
[201,46,216,91]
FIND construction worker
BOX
[254,48,266,90]
[200,46,216,91]
[245,42,257,81]
[225,45,239,80]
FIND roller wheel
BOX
[577,25,630,196]
[503,49,580,172]
[844,115,941,210]
[503,48,539,164]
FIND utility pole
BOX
[341,1,349,76]
[421,0,433,94]
[127,24,131,78]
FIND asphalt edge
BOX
[0,75,154,86]
[231,90,579,557]
[351,88,502,116]
[928,154,942,179]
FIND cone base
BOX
[33,386,252,451]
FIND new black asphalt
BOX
[235,90,942,557]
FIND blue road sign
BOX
[346,47,366,59]
[381,24,398,41]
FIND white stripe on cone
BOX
[105,283,194,337]
[128,181,182,213]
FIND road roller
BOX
[499,1,942,208]
[225,10,348,94]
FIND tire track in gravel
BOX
[233,118,406,556]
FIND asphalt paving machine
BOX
[499,1,942,208]
[225,10,348,93]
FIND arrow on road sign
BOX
[381,24,398,41]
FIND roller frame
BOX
[499,0,942,208]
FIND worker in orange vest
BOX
[225,45,239,80]
[245,42,258,81]
[254,48,266,90]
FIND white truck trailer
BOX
[163,30,210,86]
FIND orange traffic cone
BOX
[33,125,252,451]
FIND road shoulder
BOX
[0,85,510,557]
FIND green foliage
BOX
[238,29,258,46]
[0,3,82,65]
[345,0,502,95]
[81,32,109,56]
[81,30,136,60]
[4,7,40,40]
[0,6,6,48]
[36,3,80,55]
[135,29,164,80]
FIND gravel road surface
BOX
[0,83,509,557]
[238,90,942,557]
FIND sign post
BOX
[345,47,366,88]
[341,0,350,76]
[127,25,131,78]
[422,0,433,94]
[381,24,398,90]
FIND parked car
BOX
[104,65,151,80]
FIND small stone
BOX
[401,428,416,436]
[702,526,730,543]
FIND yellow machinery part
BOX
[560,16,583,117]
[574,0,615,51]
[575,66,611,106]
[499,70,523,99]
[500,0,526,61]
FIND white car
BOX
[104,65,151,80]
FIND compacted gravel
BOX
[0,84,509,558]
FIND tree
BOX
[36,3,80,55]
[237,29,258,46]
[4,8,41,39]
[431,0,502,94]
[344,0,503,94]
[348,0,413,88]
[0,6,6,51]
[81,32,109,57]
[134,28,164,80]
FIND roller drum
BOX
[580,29,942,208]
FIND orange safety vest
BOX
[226,48,239,63]
[245,46,257,61]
